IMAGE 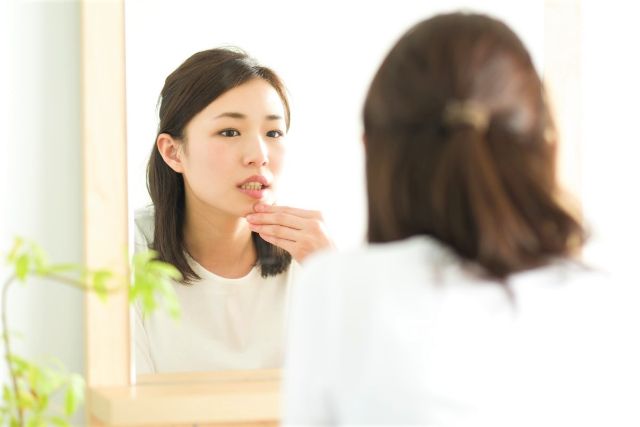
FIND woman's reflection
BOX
[134,48,332,373]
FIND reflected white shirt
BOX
[134,206,297,374]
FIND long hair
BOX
[363,13,585,279]
[147,48,292,283]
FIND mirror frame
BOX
[82,0,130,392]
[82,0,581,425]
[81,1,280,425]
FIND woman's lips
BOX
[238,175,269,187]
[237,175,272,200]
[238,181,270,199]
[238,186,268,199]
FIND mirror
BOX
[125,0,545,377]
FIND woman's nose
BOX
[244,137,269,167]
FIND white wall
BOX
[581,0,640,273]
[125,0,544,251]
[0,0,84,417]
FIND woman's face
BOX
[178,78,287,217]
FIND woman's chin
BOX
[236,193,276,217]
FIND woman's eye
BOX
[267,130,283,138]
[219,129,240,137]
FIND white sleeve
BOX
[281,254,338,426]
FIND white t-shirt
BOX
[283,235,640,427]
[134,207,298,374]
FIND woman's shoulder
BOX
[297,236,626,296]
[135,205,155,225]
[134,205,155,251]
[299,235,454,284]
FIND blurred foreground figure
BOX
[283,12,640,427]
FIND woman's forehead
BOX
[203,79,286,118]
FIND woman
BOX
[135,48,332,373]
[283,13,640,426]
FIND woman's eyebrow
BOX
[213,112,245,120]
[212,112,283,121]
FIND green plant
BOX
[0,237,181,427]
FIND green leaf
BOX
[50,416,71,427]
[149,260,182,280]
[130,249,182,318]
[3,384,13,402]
[30,242,49,273]
[9,354,30,373]
[64,374,85,416]
[16,389,35,408]
[33,393,49,413]
[4,353,86,422]
[64,389,76,417]
[92,270,113,301]
[132,249,158,265]
[26,415,46,427]
[31,364,64,397]
[15,253,31,281]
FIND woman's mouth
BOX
[237,175,272,199]
[240,182,265,191]
[238,181,270,199]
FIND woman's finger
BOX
[253,203,322,220]
[245,212,306,230]
[249,223,300,242]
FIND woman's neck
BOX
[182,203,256,279]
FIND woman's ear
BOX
[156,133,184,173]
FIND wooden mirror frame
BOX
[81,1,279,425]
[82,0,580,425]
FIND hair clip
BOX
[443,100,490,133]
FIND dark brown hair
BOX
[363,13,585,279]
[147,48,292,283]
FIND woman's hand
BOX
[246,203,334,263]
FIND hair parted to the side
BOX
[363,13,585,279]
[147,47,292,284]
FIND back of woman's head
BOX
[364,12,584,279]
[148,48,291,282]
